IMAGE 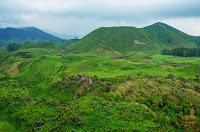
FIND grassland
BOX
[0,40,200,131]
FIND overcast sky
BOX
[0,0,200,37]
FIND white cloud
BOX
[162,17,200,36]
[17,0,77,12]
[0,0,200,36]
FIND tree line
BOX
[162,48,200,57]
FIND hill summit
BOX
[67,22,200,54]
[0,27,62,45]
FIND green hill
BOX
[67,22,200,54]
[14,42,62,51]
[0,27,62,45]
[56,39,79,49]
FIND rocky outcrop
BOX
[61,74,115,101]
[62,75,94,101]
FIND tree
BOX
[183,50,187,57]
[7,43,16,52]
[7,43,14,52]
[161,48,200,57]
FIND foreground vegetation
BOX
[0,41,199,131]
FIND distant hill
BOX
[67,22,200,54]
[0,27,62,45]
[43,29,82,40]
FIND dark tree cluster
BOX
[162,48,200,57]
[7,43,16,52]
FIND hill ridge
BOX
[67,22,200,54]
[0,27,62,45]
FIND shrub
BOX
[110,77,117,84]
[151,96,163,109]
[195,109,200,117]
[145,101,151,107]
[0,121,15,132]
[167,102,177,112]
[193,100,200,109]
[102,92,123,102]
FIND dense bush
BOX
[196,109,200,117]
[162,48,200,57]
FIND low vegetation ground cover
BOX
[0,42,200,131]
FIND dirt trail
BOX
[57,54,66,56]
[144,57,153,59]
[110,55,130,60]
[157,63,191,66]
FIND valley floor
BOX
[0,50,200,131]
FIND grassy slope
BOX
[18,56,64,82]
[67,22,199,54]
[0,42,65,79]
[0,45,7,58]
[14,42,62,51]
[143,22,198,49]
[0,38,200,131]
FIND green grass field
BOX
[0,40,200,132]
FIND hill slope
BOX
[67,22,200,54]
[14,42,62,51]
[0,27,62,45]
[56,39,79,49]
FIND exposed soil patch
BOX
[157,63,191,66]
[110,55,130,60]
[131,61,149,63]
[134,40,147,45]
[144,57,153,59]
[131,61,137,62]
[57,54,66,56]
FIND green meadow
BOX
[0,23,200,131]
[0,41,199,131]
